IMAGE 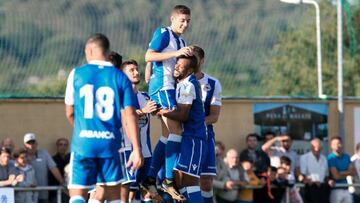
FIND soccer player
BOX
[64,33,143,203]
[157,54,207,203]
[116,59,158,203]
[143,4,193,200]
[191,45,222,203]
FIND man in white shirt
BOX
[299,138,332,203]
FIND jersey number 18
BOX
[80,84,114,121]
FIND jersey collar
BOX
[88,60,113,66]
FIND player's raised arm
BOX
[158,104,191,122]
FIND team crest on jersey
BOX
[203,84,211,92]
[138,115,149,128]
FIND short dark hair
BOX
[246,133,259,141]
[191,45,205,60]
[330,136,342,143]
[86,33,110,55]
[280,156,291,166]
[120,60,138,71]
[13,148,27,159]
[108,51,123,69]
[172,5,191,15]
[177,55,198,71]
[0,147,11,155]
[264,131,276,136]
[56,138,69,146]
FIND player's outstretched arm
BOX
[65,105,74,126]
[123,106,143,173]
[145,47,193,62]
[144,62,152,84]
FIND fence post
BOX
[57,187,62,203]
[285,186,290,203]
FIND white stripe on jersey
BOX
[198,73,222,106]
[121,92,152,158]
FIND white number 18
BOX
[80,84,114,121]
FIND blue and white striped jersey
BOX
[148,26,186,96]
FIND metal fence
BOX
[3,183,360,203]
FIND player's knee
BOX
[200,176,213,191]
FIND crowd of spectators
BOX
[213,133,360,203]
[1,132,360,203]
[0,133,69,203]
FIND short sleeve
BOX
[177,83,196,105]
[327,155,335,168]
[148,27,170,52]
[43,150,57,169]
[64,69,75,105]
[211,80,222,106]
[299,154,307,174]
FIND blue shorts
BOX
[68,152,123,189]
[150,89,177,110]
[119,148,152,187]
[174,136,207,178]
[119,148,137,185]
[201,133,217,176]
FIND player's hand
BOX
[142,100,157,114]
[224,180,236,190]
[126,148,143,174]
[175,47,193,57]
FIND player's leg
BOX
[93,155,123,202]
[173,137,207,202]
[200,136,216,203]
[68,152,98,203]
[175,171,203,203]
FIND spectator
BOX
[11,148,38,203]
[328,136,355,203]
[299,138,331,203]
[214,141,227,203]
[240,133,270,203]
[278,157,303,203]
[214,148,246,203]
[0,137,15,154]
[24,133,64,203]
[264,131,276,143]
[238,159,263,203]
[240,133,270,176]
[0,146,17,186]
[262,134,300,175]
[49,138,70,203]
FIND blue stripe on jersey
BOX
[149,27,170,52]
[170,30,181,50]
[71,64,136,158]
[182,75,207,140]
[204,78,216,135]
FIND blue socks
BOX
[187,186,203,203]
[147,136,167,178]
[165,134,182,180]
[202,190,214,203]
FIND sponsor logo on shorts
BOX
[192,164,198,171]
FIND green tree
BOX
[264,1,360,97]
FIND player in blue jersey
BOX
[191,45,222,203]
[64,34,143,203]
[115,59,159,203]
[143,4,194,200]
[157,55,207,203]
